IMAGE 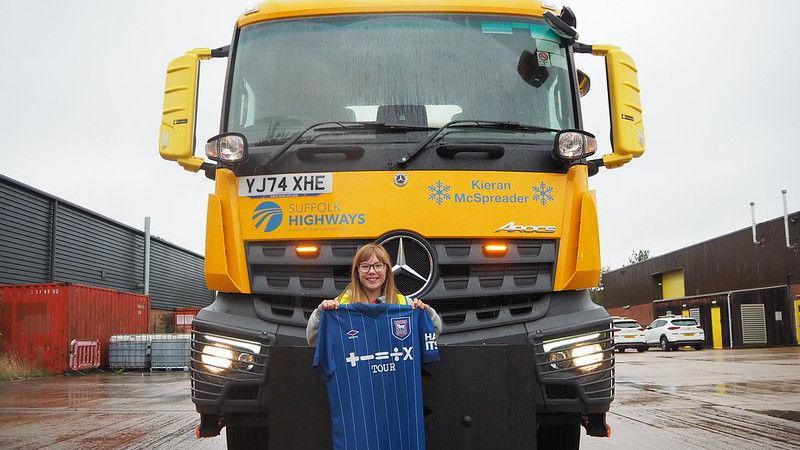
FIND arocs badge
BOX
[391,317,411,340]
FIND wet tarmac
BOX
[583,346,800,450]
[0,347,797,449]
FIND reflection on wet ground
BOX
[0,347,798,449]
[585,346,800,450]
[0,372,225,449]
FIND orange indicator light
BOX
[482,243,508,256]
[295,244,320,258]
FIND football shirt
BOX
[314,303,439,450]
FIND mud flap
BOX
[267,345,539,450]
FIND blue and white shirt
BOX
[313,303,440,450]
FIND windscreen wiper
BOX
[395,120,560,167]
[258,121,432,169]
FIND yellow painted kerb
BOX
[238,0,553,26]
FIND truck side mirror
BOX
[158,48,212,172]
[591,45,645,169]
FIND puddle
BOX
[756,410,800,423]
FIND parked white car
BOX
[612,318,648,352]
[644,316,705,351]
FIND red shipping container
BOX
[0,283,149,373]
[174,307,201,333]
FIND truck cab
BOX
[158,1,645,448]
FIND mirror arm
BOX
[588,44,620,56]
[573,42,593,54]
[211,45,230,58]
[177,156,205,173]
[587,158,605,177]
[201,162,217,180]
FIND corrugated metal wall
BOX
[0,174,214,309]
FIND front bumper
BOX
[190,290,614,422]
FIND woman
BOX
[306,243,442,346]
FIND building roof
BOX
[601,210,800,308]
[0,173,203,259]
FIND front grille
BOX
[190,330,268,402]
[545,385,578,399]
[533,327,615,401]
[227,384,261,400]
[247,238,556,300]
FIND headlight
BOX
[553,130,597,160]
[570,344,603,373]
[542,332,606,373]
[198,333,262,375]
[201,345,233,373]
[205,133,248,164]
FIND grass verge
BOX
[0,353,49,381]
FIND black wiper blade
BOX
[258,121,432,169]
[395,120,559,167]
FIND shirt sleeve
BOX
[426,306,443,336]
[418,308,440,363]
[306,308,321,347]
[312,310,337,382]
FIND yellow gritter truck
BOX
[158,0,644,448]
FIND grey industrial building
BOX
[0,174,214,315]
[600,209,800,348]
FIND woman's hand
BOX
[318,299,339,310]
[410,298,429,310]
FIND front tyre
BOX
[537,424,580,450]
[660,336,671,352]
[226,426,269,450]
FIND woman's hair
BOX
[345,243,399,304]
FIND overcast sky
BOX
[2,1,798,270]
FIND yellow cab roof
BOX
[237,0,556,27]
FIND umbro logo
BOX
[346,329,359,340]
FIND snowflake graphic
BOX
[428,180,451,205]
[532,182,554,205]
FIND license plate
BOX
[683,333,696,337]
[239,173,333,198]
[624,335,636,339]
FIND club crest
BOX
[391,317,411,340]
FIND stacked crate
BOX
[150,334,191,370]
[109,335,150,370]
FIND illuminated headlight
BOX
[553,130,597,160]
[543,333,605,373]
[201,345,233,373]
[570,344,603,373]
[199,334,261,374]
[205,133,248,164]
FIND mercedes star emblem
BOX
[378,234,434,298]
[394,173,408,187]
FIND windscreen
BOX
[615,322,641,329]
[227,14,576,145]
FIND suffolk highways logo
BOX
[253,201,283,232]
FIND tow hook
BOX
[581,413,611,437]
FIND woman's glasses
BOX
[358,262,387,273]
